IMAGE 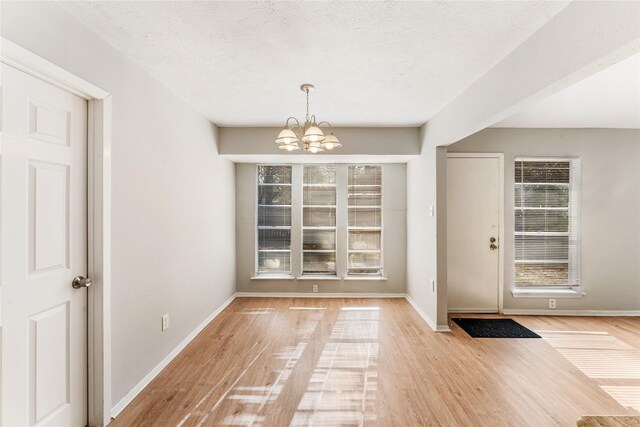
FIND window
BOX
[257,165,292,274]
[255,164,384,278]
[348,165,383,275]
[514,159,580,289]
[303,165,337,275]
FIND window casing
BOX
[256,164,384,278]
[348,165,383,275]
[302,165,337,275]
[256,165,292,274]
[514,158,581,290]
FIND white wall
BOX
[406,126,449,330]
[1,1,236,411]
[450,128,640,311]
[236,163,407,294]
[421,1,640,147]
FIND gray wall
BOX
[220,127,420,157]
[236,163,407,294]
[450,128,640,311]
[1,2,237,409]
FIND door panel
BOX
[2,64,88,426]
[447,156,501,312]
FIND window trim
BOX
[301,164,338,276]
[513,156,582,294]
[255,164,293,277]
[254,163,385,279]
[346,164,384,278]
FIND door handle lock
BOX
[72,276,92,289]
[490,244,498,250]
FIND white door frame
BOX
[1,38,112,427]
[447,152,504,313]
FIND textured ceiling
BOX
[494,52,640,128]
[59,1,568,126]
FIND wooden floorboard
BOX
[110,298,640,426]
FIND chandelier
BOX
[275,84,341,153]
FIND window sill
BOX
[251,275,295,280]
[511,288,584,299]
[250,275,388,281]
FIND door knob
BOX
[490,244,498,250]
[72,276,92,289]
[490,237,496,243]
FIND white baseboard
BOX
[235,292,406,298]
[110,293,237,419]
[503,309,640,316]
[405,295,451,332]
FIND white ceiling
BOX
[494,53,640,129]
[59,1,568,126]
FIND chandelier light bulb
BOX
[279,143,300,151]
[302,126,325,144]
[275,128,298,145]
[322,133,341,150]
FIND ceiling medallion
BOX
[275,84,341,153]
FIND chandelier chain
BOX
[305,88,310,124]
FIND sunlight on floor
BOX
[600,386,640,412]
[176,306,381,426]
[555,349,640,379]
[221,343,308,425]
[290,307,379,426]
[239,308,275,315]
[538,330,640,413]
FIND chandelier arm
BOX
[285,116,300,129]
[317,121,333,131]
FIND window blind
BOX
[348,165,382,275]
[514,159,580,288]
[257,165,292,274]
[302,165,337,275]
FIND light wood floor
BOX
[110,298,640,427]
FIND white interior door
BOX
[447,155,501,312]
[2,64,88,426]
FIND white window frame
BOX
[254,164,385,279]
[346,164,384,277]
[512,157,582,298]
[302,164,338,276]
[255,164,293,277]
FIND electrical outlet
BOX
[548,299,556,309]
[312,284,318,293]
[162,314,170,331]
[431,279,435,292]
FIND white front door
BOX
[447,155,501,312]
[2,64,88,426]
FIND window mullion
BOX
[336,164,349,279]
[291,164,303,278]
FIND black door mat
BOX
[452,318,541,338]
